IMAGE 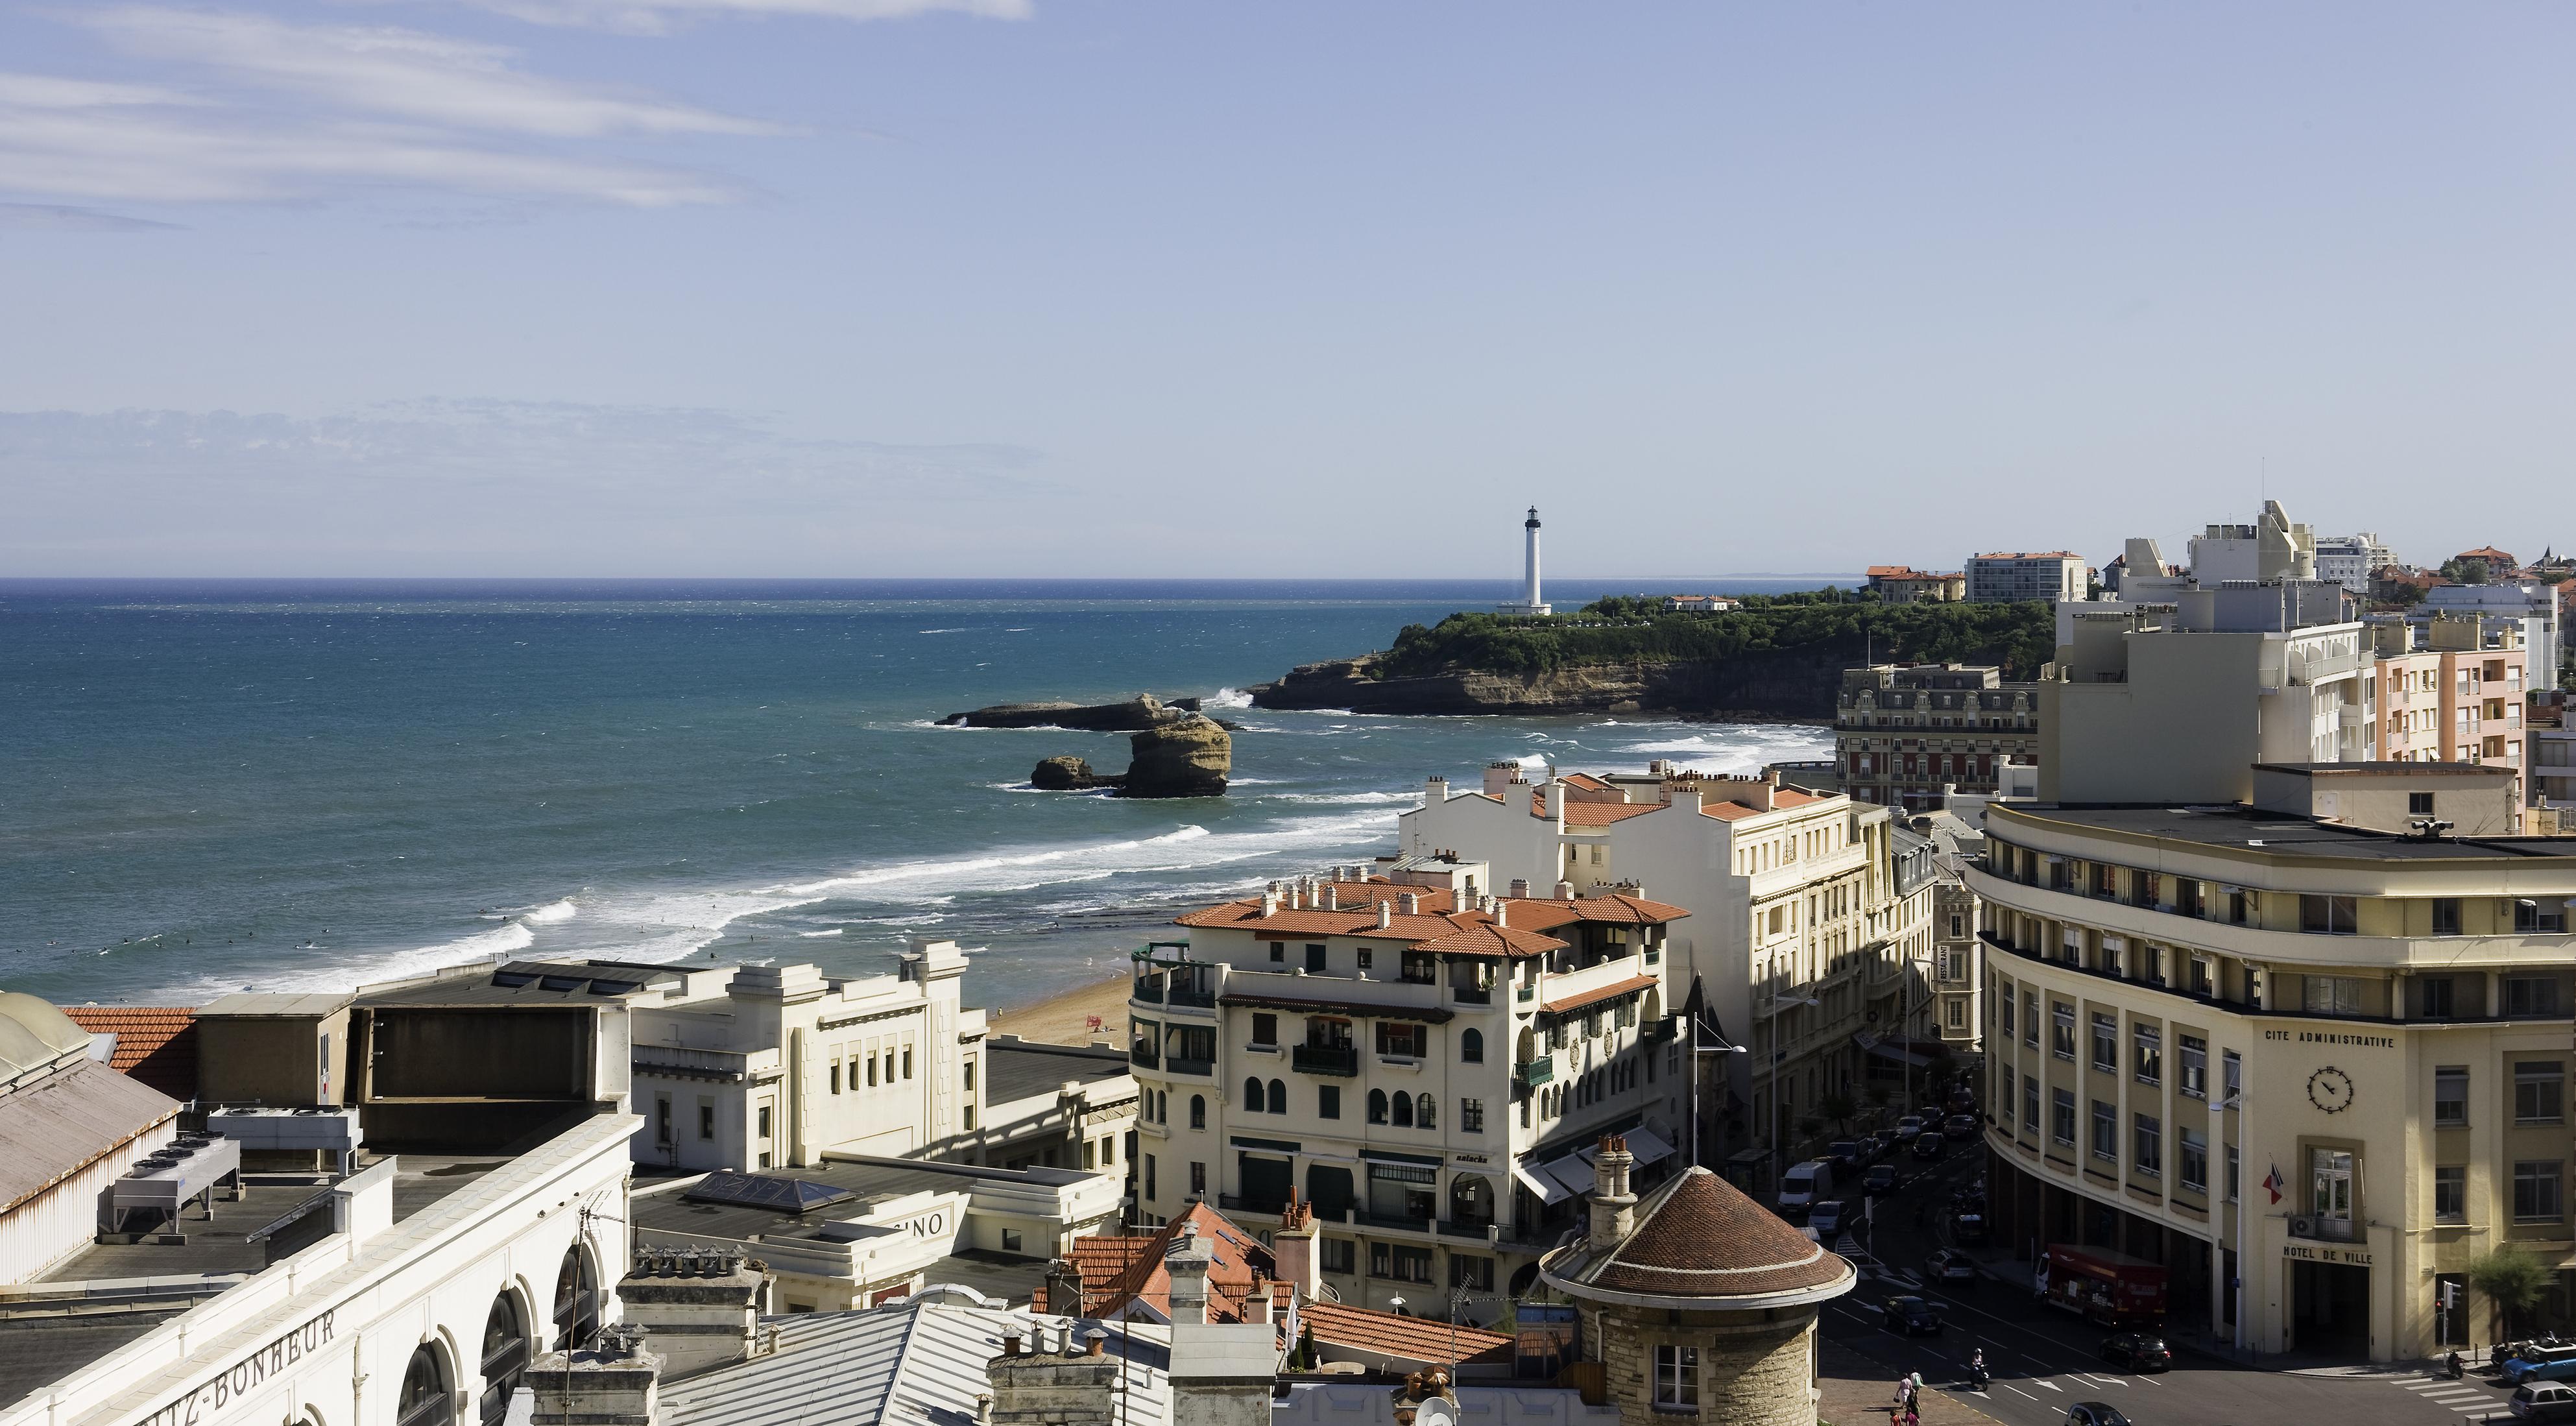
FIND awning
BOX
[1537,1154,1596,1201]
[1539,973,1657,1019]
[1511,1159,1569,1205]
[1619,1127,1678,1168]
[1865,1041,1934,1069]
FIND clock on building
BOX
[2307,1066,2355,1114]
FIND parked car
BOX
[1944,1113,1982,1141]
[2065,1405,2132,1426]
[1810,1200,1846,1239]
[2509,1381,2576,1421]
[1925,1248,1979,1287]
[1827,1140,1863,1173]
[1912,1132,1947,1161]
[1953,1208,1990,1245]
[1895,1115,1926,1141]
[1877,1294,1943,1336]
[2100,1333,2172,1372]
[1947,1087,1978,1114]
[1862,1163,1899,1196]
[2505,1350,2576,1387]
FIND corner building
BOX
[1971,785,2576,1360]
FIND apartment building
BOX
[1968,551,2090,604]
[1399,765,1938,1192]
[2370,616,2527,810]
[1133,867,1692,1309]
[1864,566,1966,603]
[2042,596,2372,806]
[2418,582,2562,694]
[1836,663,2041,811]
[1971,763,2576,1361]
[2315,533,2394,594]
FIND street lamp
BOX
[2215,1091,2250,1356]
[1683,1009,1750,1170]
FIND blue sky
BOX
[5,3,2572,577]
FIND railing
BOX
[1165,1056,1214,1078]
[1349,1208,1433,1233]
[1517,1056,1556,1089]
[1168,983,1216,1009]
[1437,1218,1497,1240]
[1129,1046,1159,1070]
[1218,1192,1289,1215]
[1293,1043,1359,1077]
[2293,1215,2361,1243]
[632,1045,758,1080]
[1131,976,1164,1004]
[1517,983,1535,1004]
[1451,984,1493,1005]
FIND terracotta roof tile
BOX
[1539,973,1658,1017]
[1503,893,1689,930]
[1558,773,1612,792]
[1547,1165,1852,1303]
[1083,1202,1279,1323]
[1296,1300,1512,1368]
[61,1007,198,1100]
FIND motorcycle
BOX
[1967,1364,1990,1390]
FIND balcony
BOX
[1165,1056,1215,1078]
[1168,983,1216,1009]
[1451,982,1493,1006]
[1437,1217,1498,1240]
[1292,1043,1360,1078]
[2292,1215,2361,1244]
[1131,976,1164,1004]
[1516,1056,1556,1089]
[632,1045,767,1082]
[1219,1192,1290,1216]
[1129,1045,1159,1070]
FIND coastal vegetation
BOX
[1377,590,2058,681]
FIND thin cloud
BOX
[0,200,183,230]
[426,0,1029,36]
[83,8,784,138]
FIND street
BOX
[1809,1144,2523,1426]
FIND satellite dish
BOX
[1415,1399,1460,1426]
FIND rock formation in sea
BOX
[1119,716,1231,798]
[942,694,1202,731]
[1030,755,1104,790]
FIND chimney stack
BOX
[1587,1135,1637,1250]
[618,1248,771,1377]
[1166,1226,1213,1325]
[1273,1191,1321,1300]
[1397,893,1419,916]
[1376,900,1393,930]
[527,1326,659,1426]
[1322,884,1339,912]
[1509,878,1530,899]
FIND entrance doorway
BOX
[2291,1260,2370,1358]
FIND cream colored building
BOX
[1398,765,1938,1190]
[1970,765,2576,1360]
[2373,615,2527,808]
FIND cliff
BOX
[1247,596,2055,719]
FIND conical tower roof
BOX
[1540,1166,1853,1309]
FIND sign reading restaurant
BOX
[135,1311,336,1426]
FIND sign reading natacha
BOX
[137,1311,337,1426]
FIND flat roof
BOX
[357,960,685,1008]
[631,1157,1098,1246]
[985,1041,1129,1106]
[197,992,352,1018]
[2254,761,2508,777]
[1999,803,2576,862]
[0,1155,509,1408]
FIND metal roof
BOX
[0,1057,180,1216]
[658,1298,1172,1426]
[196,992,352,1018]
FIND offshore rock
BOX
[1118,716,1231,799]
[941,694,1188,731]
[1030,755,1107,791]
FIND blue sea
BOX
[1,579,1840,1011]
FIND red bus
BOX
[2040,1244,2168,1326]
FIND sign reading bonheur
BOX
[135,1311,337,1426]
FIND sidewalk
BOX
[1818,1338,2006,1426]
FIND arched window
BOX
[1245,1077,1266,1113]
[1461,1029,1484,1064]
[1415,1093,1436,1130]
[396,1344,452,1426]
[552,1245,599,1352]
[1190,1094,1206,1130]
[1367,1089,1390,1124]
[1391,1093,1414,1128]
[1268,1079,1286,1115]
[1449,1174,1493,1227]
[477,1294,529,1425]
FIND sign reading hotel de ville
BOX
[2283,1242,2374,1267]
[136,1310,336,1426]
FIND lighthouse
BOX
[1496,505,1553,616]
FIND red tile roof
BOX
[1558,773,1612,792]
[1547,1163,1853,1303]
[1297,1299,1513,1368]
[1175,884,1685,959]
[1552,799,1666,827]
[1503,892,1689,930]
[62,1007,197,1100]
[1077,1203,1280,1323]
[1539,973,1659,1017]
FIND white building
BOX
[1398,765,1937,1191]
[2315,532,2393,594]
[1136,865,1692,1305]
[0,993,182,1285]
[1495,506,1552,617]
[1,1109,636,1426]
[2420,582,2562,695]
[1966,551,2089,604]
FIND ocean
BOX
[1,579,1840,1012]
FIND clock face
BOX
[2309,1067,2355,1114]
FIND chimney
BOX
[1555,880,1575,901]
[1167,1226,1213,1325]
[1273,1191,1321,1300]
[988,1328,1118,1426]
[1494,901,1509,929]
[1508,878,1529,899]
[527,1325,659,1426]
[1260,890,1280,919]
[1667,785,1702,817]
[1425,775,1449,804]
[1085,1328,1107,1357]
[1322,884,1339,912]
[1537,781,1561,823]
[1375,900,1393,930]
[1397,893,1420,916]
[1482,762,1515,797]
[618,1248,771,1377]
[1587,1136,1637,1250]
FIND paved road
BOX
[1808,1142,2522,1426]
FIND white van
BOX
[1777,1159,1834,1217]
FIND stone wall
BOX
[1585,1302,1818,1426]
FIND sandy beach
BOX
[987,974,1131,1048]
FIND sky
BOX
[5,3,2573,578]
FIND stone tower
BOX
[1539,1138,1854,1426]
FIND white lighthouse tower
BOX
[1496,505,1552,616]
